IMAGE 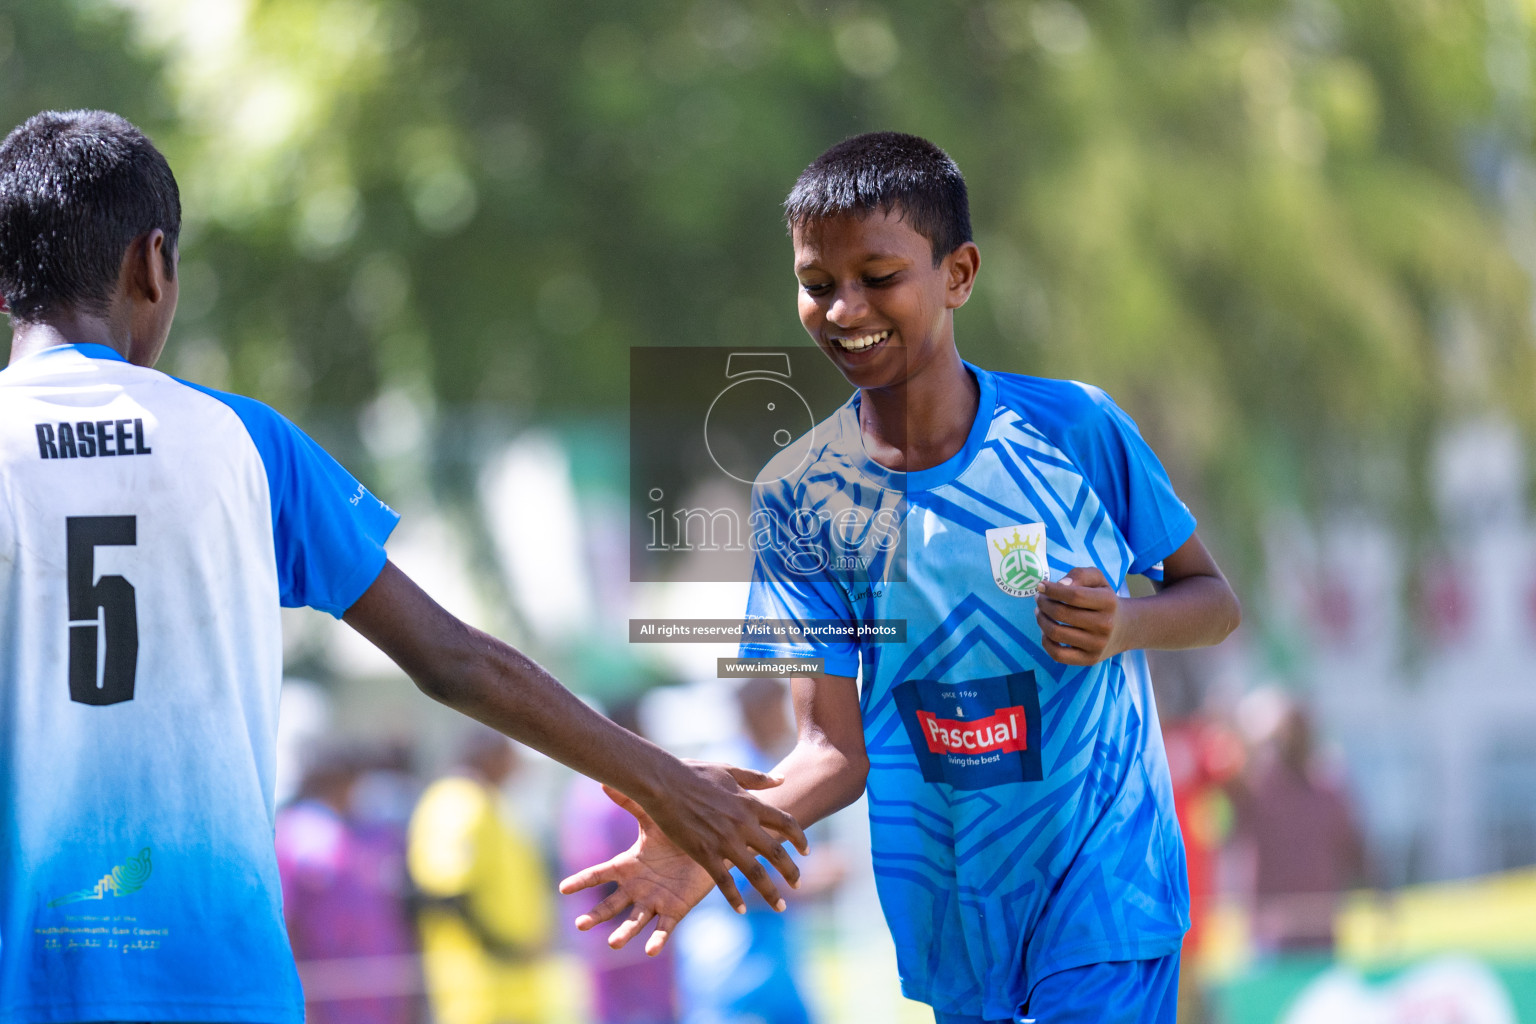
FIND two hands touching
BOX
[342,562,811,942]
[632,759,807,916]
[561,783,730,956]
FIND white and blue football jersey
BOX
[741,364,1196,1020]
[0,343,398,1022]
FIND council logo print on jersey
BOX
[986,522,1049,597]
[892,672,1043,789]
[47,847,152,907]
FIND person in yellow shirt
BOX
[410,726,553,1024]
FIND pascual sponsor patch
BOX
[893,673,1043,789]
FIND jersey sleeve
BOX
[178,381,400,616]
[738,482,860,678]
[1065,385,1197,579]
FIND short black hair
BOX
[0,110,180,323]
[785,131,971,266]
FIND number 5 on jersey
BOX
[67,515,138,705]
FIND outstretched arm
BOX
[344,560,807,911]
[560,671,867,954]
[753,671,869,823]
[1034,532,1240,666]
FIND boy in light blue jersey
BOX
[0,110,807,1024]
[563,133,1242,1024]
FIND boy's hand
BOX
[637,759,807,914]
[560,786,719,956]
[1034,567,1124,665]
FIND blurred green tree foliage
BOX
[3,0,1533,568]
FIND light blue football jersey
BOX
[741,364,1195,1019]
[0,344,398,1022]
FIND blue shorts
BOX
[932,953,1180,1024]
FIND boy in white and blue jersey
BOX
[0,110,807,1023]
[563,134,1241,1024]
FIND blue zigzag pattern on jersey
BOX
[887,594,1065,690]
[1003,431,1089,496]
[994,436,1089,526]
[1038,666,1086,718]
[871,847,954,878]
[919,622,1027,688]
[1003,434,1080,476]
[948,792,1004,846]
[1030,806,1086,879]
[957,785,1077,885]
[1044,865,1119,951]
[905,490,995,535]
[867,786,955,831]
[960,876,1036,911]
[1046,682,1112,779]
[958,806,1059,873]
[868,862,952,897]
[847,417,1147,896]
[961,880,1035,935]
[866,811,953,849]
[948,479,1036,524]
[864,704,911,754]
[1085,738,1125,810]
[1118,899,1180,937]
[1018,420,1057,448]
[986,447,1077,553]
[1113,804,1159,884]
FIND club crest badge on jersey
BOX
[986,523,1049,597]
[892,672,1044,789]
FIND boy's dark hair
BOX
[785,131,971,265]
[0,110,180,323]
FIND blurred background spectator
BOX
[673,678,843,1024]
[276,741,422,1024]
[409,726,556,1024]
[1162,691,1247,1024]
[559,700,680,1024]
[1230,691,1371,957]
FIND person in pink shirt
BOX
[559,701,679,1024]
[276,743,422,1024]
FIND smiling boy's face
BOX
[792,207,978,391]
